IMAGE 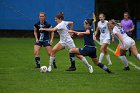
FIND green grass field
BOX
[0,38,140,93]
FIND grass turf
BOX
[0,38,140,93]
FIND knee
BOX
[69,48,74,53]
[100,47,104,52]
[48,52,51,56]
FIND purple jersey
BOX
[121,19,134,36]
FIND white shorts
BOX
[120,37,135,50]
[59,40,76,49]
[100,38,110,45]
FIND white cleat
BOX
[108,62,112,65]
[88,65,93,73]
[47,66,52,72]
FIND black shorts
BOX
[79,46,97,58]
[34,40,51,47]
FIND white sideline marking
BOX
[95,40,140,70]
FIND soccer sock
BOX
[99,53,104,63]
[137,54,140,60]
[120,56,128,67]
[106,54,112,64]
[35,57,40,67]
[49,56,55,66]
[69,53,75,67]
[97,63,111,73]
[81,57,90,68]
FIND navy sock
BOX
[35,57,40,67]
[69,53,75,67]
[98,63,111,73]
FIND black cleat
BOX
[123,66,130,71]
[66,66,76,71]
[53,62,57,69]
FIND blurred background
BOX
[0,0,140,39]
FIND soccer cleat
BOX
[66,66,76,71]
[88,65,93,73]
[53,62,57,69]
[123,66,130,71]
[108,62,112,65]
[47,66,52,72]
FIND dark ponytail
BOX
[84,19,94,26]
[55,12,64,20]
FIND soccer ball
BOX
[40,66,48,73]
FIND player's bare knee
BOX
[69,48,74,53]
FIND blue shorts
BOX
[79,46,97,58]
[35,40,51,47]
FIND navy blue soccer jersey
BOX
[34,21,51,41]
[84,28,95,46]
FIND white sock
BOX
[99,53,104,63]
[120,56,128,67]
[106,55,112,64]
[49,56,55,66]
[137,54,140,60]
[81,57,91,68]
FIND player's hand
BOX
[93,36,96,40]
[39,28,45,31]
[76,32,81,35]
[50,40,53,45]
[122,45,126,50]
[36,39,39,43]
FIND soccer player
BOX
[121,12,135,56]
[94,13,112,65]
[34,12,57,68]
[68,19,112,74]
[108,19,140,71]
[39,12,93,73]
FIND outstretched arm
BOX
[39,27,58,32]
[68,29,90,36]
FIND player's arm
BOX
[111,31,115,42]
[68,29,90,36]
[34,26,39,42]
[67,22,73,30]
[49,27,54,45]
[115,32,125,50]
[93,26,99,40]
[39,27,58,32]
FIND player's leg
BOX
[69,48,93,73]
[65,41,77,71]
[48,42,64,72]
[130,45,140,60]
[45,46,57,69]
[91,58,112,73]
[99,40,105,63]
[34,44,41,68]
[120,49,130,70]
[104,44,112,65]
[99,43,106,63]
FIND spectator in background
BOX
[121,12,135,56]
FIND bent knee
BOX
[69,48,75,53]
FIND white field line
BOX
[95,40,140,70]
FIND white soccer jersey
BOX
[98,20,110,40]
[113,26,128,39]
[113,26,135,50]
[56,21,73,43]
